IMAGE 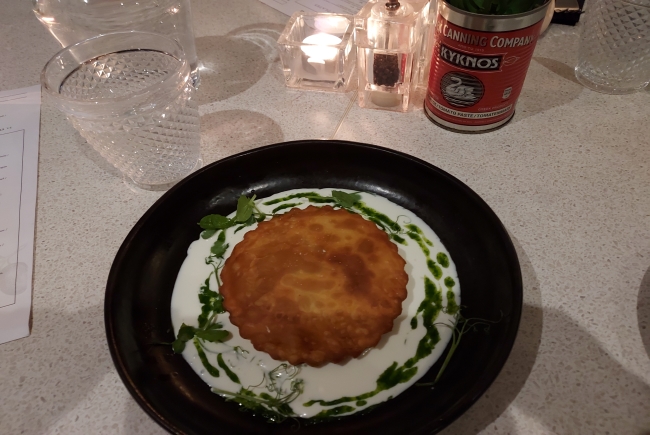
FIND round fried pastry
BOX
[220,205,408,367]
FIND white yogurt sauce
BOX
[170,189,460,419]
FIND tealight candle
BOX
[277,12,355,92]
[301,33,342,64]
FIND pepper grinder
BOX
[355,0,420,112]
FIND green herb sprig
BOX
[172,195,261,354]
[414,310,503,386]
[199,194,267,241]
[331,190,361,209]
[172,322,229,353]
[212,364,304,423]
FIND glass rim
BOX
[41,31,190,110]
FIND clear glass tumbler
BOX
[575,0,650,94]
[41,32,201,190]
[33,0,200,86]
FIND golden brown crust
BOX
[220,205,408,366]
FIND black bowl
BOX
[105,140,522,435]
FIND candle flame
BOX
[301,33,342,64]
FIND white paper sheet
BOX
[0,85,40,344]
[259,0,366,16]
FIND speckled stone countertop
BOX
[1,0,649,434]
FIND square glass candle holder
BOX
[278,12,356,92]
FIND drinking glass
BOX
[32,0,200,86]
[575,0,650,94]
[41,32,201,190]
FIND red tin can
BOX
[424,1,550,132]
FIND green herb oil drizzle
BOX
[271,202,301,214]
[263,192,325,205]
[217,353,241,384]
[194,338,220,377]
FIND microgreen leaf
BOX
[198,276,224,327]
[243,214,257,226]
[235,195,256,222]
[210,240,229,257]
[332,191,361,208]
[172,323,196,354]
[195,328,230,343]
[198,276,225,329]
[210,230,229,258]
[199,214,233,230]
[172,339,186,353]
[201,229,217,239]
[177,323,196,341]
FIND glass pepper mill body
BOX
[355,0,424,112]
